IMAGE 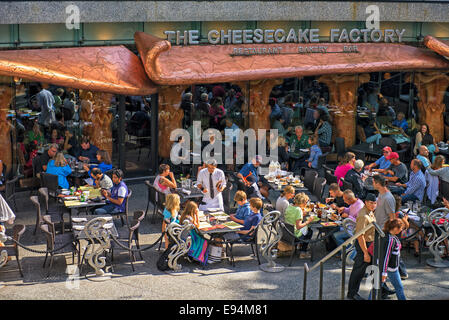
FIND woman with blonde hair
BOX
[284,193,315,258]
[162,193,181,249]
[45,152,72,189]
[427,155,449,183]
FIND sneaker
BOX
[299,252,311,259]
[400,273,409,280]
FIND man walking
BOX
[347,193,377,300]
[372,174,397,299]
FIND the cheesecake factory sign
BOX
[164,28,406,56]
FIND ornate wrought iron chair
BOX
[425,208,449,268]
[164,220,196,271]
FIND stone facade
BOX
[0,1,448,24]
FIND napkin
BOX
[181,188,191,195]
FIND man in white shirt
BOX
[197,159,226,211]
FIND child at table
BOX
[229,190,252,225]
[180,201,210,266]
[162,193,180,249]
[236,198,264,241]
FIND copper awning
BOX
[0,45,157,95]
[424,35,449,59]
[135,31,449,86]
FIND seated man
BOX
[376,152,408,187]
[332,190,364,247]
[33,143,59,176]
[237,155,270,198]
[344,160,367,200]
[94,169,128,215]
[229,190,252,225]
[416,145,430,169]
[392,159,426,203]
[90,167,113,191]
[77,136,99,164]
[326,183,347,209]
[365,146,392,171]
[288,126,310,172]
[197,159,226,211]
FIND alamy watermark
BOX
[65,5,80,30]
[170,121,279,165]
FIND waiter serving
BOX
[197,159,226,211]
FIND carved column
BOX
[248,79,283,136]
[232,81,249,129]
[79,90,113,158]
[158,86,187,158]
[318,74,370,148]
[0,86,13,177]
[408,72,449,143]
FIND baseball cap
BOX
[365,193,377,202]
[382,146,392,153]
[254,155,263,163]
[386,152,399,160]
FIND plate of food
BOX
[318,203,327,209]
[321,222,338,227]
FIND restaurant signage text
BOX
[164,28,406,45]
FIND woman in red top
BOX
[334,152,356,187]
[208,97,226,130]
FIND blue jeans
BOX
[94,203,121,215]
[399,258,408,277]
[366,133,382,145]
[401,194,419,203]
[388,269,407,300]
[333,230,350,246]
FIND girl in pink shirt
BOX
[335,152,356,187]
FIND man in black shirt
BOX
[33,143,58,176]
[326,183,348,209]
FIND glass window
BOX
[421,22,449,39]
[83,22,141,44]
[18,24,76,47]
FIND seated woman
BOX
[49,127,64,146]
[415,124,439,161]
[25,121,44,146]
[284,193,315,259]
[153,163,177,194]
[162,193,181,249]
[83,150,113,183]
[358,113,382,145]
[45,152,72,189]
[275,186,295,220]
[334,152,356,187]
[426,155,449,183]
[390,112,410,145]
[24,141,39,178]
